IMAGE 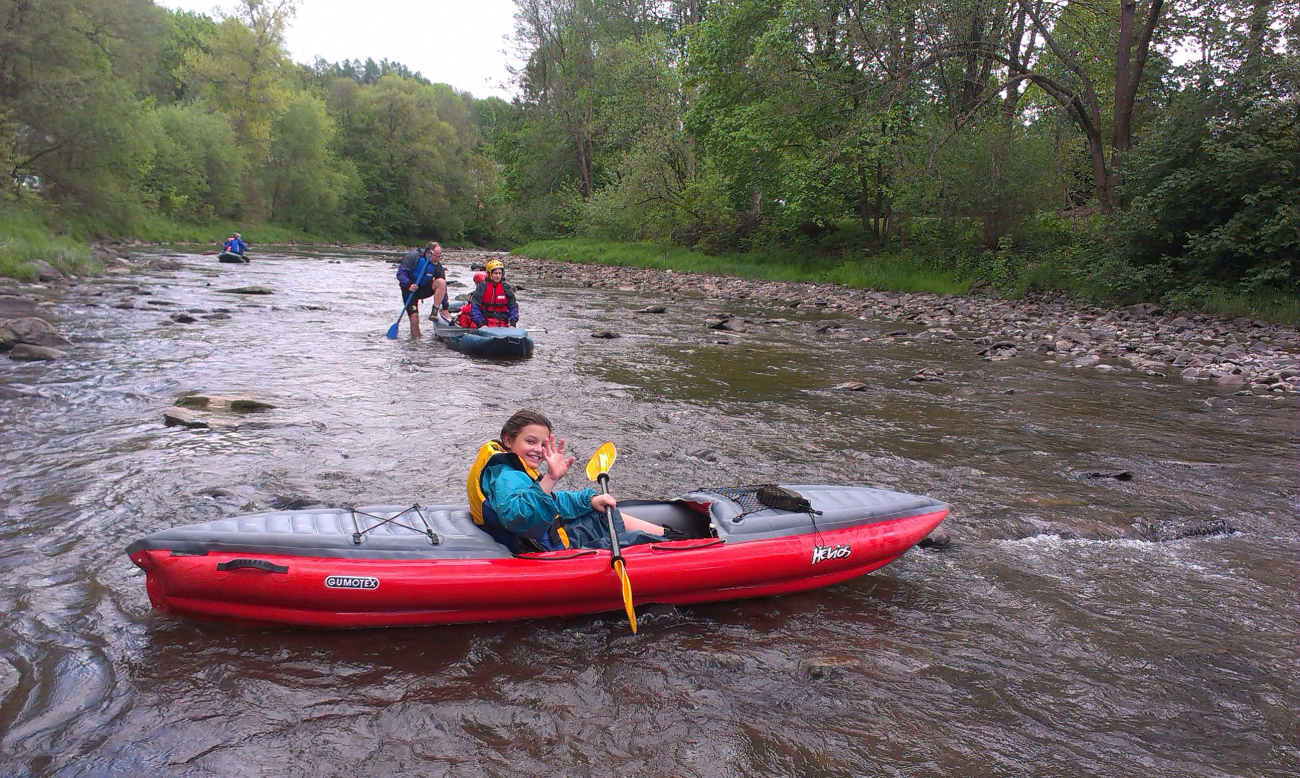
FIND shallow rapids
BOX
[0,249,1295,777]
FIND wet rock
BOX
[815,320,843,333]
[918,530,951,550]
[1180,367,1209,383]
[1204,396,1237,409]
[1070,354,1101,369]
[1082,470,1134,481]
[885,329,909,337]
[636,305,667,314]
[170,313,197,324]
[687,449,720,462]
[831,381,869,391]
[28,259,63,282]
[636,603,682,625]
[1214,374,1245,389]
[799,657,859,681]
[907,368,945,383]
[708,318,747,332]
[8,344,65,361]
[202,313,232,320]
[0,317,72,350]
[591,330,620,339]
[163,406,210,428]
[174,394,276,412]
[980,342,1018,361]
[0,293,42,318]
[218,286,274,295]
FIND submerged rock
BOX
[918,530,951,550]
[218,286,274,295]
[591,330,620,339]
[1081,470,1134,481]
[831,381,869,391]
[8,344,65,361]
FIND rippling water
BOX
[0,249,1295,777]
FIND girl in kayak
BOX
[468,259,519,327]
[467,410,669,553]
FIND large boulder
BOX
[27,259,63,282]
[0,317,71,350]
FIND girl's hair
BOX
[500,409,552,444]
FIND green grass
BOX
[513,238,971,296]
[1189,288,1300,326]
[0,210,97,281]
[102,215,370,246]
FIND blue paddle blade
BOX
[385,321,400,339]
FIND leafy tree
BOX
[331,74,469,238]
[146,103,246,222]
[265,93,357,231]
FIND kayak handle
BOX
[216,558,288,574]
[650,539,726,552]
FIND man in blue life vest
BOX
[223,233,247,255]
[469,259,519,328]
[395,241,448,338]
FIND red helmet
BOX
[473,272,487,284]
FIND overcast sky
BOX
[158,0,522,99]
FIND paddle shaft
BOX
[596,473,623,566]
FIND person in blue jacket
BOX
[467,410,669,554]
[395,241,447,338]
[222,233,247,254]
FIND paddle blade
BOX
[585,442,617,481]
[614,558,636,634]
[385,321,400,339]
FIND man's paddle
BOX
[585,442,636,633]
[386,287,420,339]
[385,255,430,339]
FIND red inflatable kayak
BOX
[126,485,948,629]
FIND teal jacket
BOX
[481,462,597,540]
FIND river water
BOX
[0,249,1295,777]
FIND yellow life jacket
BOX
[466,440,569,551]
[466,440,538,525]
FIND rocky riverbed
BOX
[506,255,1300,402]
[5,243,1298,405]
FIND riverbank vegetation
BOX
[2,1,1296,321]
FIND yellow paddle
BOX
[585,442,636,633]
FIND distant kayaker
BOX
[467,410,670,554]
[468,259,518,328]
[222,233,247,254]
[395,241,448,338]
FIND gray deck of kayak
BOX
[125,485,948,561]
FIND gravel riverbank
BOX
[506,254,1300,401]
